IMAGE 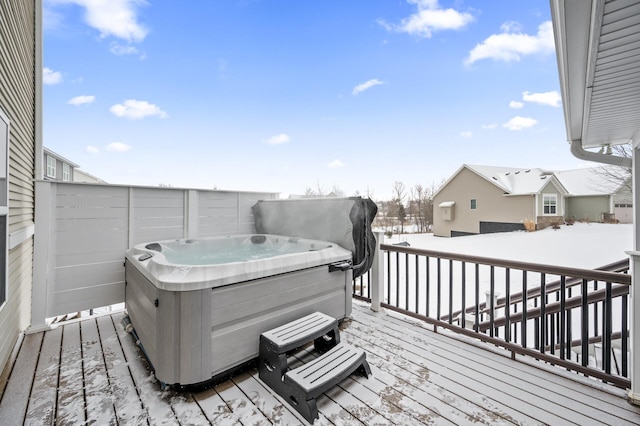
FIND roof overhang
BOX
[550,0,640,150]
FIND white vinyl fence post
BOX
[371,231,384,312]
[30,181,54,332]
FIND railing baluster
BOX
[567,285,573,360]
[489,265,495,337]
[425,256,430,317]
[386,250,391,304]
[395,251,400,307]
[461,261,466,329]
[505,268,510,342]
[405,253,409,310]
[474,263,479,332]
[560,276,566,360]
[603,281,612,374]
[581,279,589,367]
[437,258,442,321]
[540,272,549,353]
[449,259,453,325]
[415,255,419,314]
[522,271,527,348]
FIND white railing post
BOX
[628,145,640,404]
[370,231,384,312]
[30,181,54,332]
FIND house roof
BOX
[550,0,640,149]
[43,147,80,168]
[435,164,623,199]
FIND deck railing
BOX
[354,240,631,389]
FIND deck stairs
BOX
[258,311,371,424]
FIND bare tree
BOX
[391,181,406,233]
[595,144,632,193]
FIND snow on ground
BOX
[383,222,632,269]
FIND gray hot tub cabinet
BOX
[124,259,353,386]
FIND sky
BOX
[42,0,594,200]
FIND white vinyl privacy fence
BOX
[31,181,277,330]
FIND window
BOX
[62,163,70,181]
[0,109,8,309]
[543,194,557,215]
[46,155,56,178]
[470,198,477,210]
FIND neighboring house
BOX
[0,2,40,381]
[43,147,78,182]
[433,164,630,237]
[44,147,105,184]
[73,168,106,184]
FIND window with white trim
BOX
[0,109,8,309]
[62,163,70,181]
[46,155,56,178]
[470,198,477,210]
[543,194,557,215]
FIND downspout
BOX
[570,139,632,168]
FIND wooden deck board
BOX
[25,327,61,424]
[1,301,639,426]
[355,307,640,424]
[56,321,85,425]
[0,333,42,425]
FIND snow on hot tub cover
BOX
[252,197,377,279]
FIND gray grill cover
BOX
[252,197,377,278]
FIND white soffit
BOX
[552,0,640,148]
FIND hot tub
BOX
[124,234,353,386]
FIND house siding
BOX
[433,167,533,237]
[0,1,37,384]
[566,195,611,222]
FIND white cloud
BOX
[56,0,148,42]
[460,131,472,138]
[522,90,561,107]
[265,133,291,145]
[43,67,63,85]
[68,95,95,105]
[109,42,140,56]
[106,142,131,152]
[482,123,498,129]
[110,99,168,120]
[352,79,386,95]
[465,21,554,65]
[379,0,474,38]
[328,159,345,168]
[503,116,538,131]
[509,100,524,109]
[85,145,100,153]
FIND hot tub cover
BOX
[252,197,377,278]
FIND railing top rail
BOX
[380,244,631,285]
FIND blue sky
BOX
[42,0,589,200]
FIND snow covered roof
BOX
[435,164,624,198]
[465,164,564,196]
[554,168,624,196]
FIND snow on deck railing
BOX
[355,242,631,389]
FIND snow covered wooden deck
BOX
[1,301,639,425]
